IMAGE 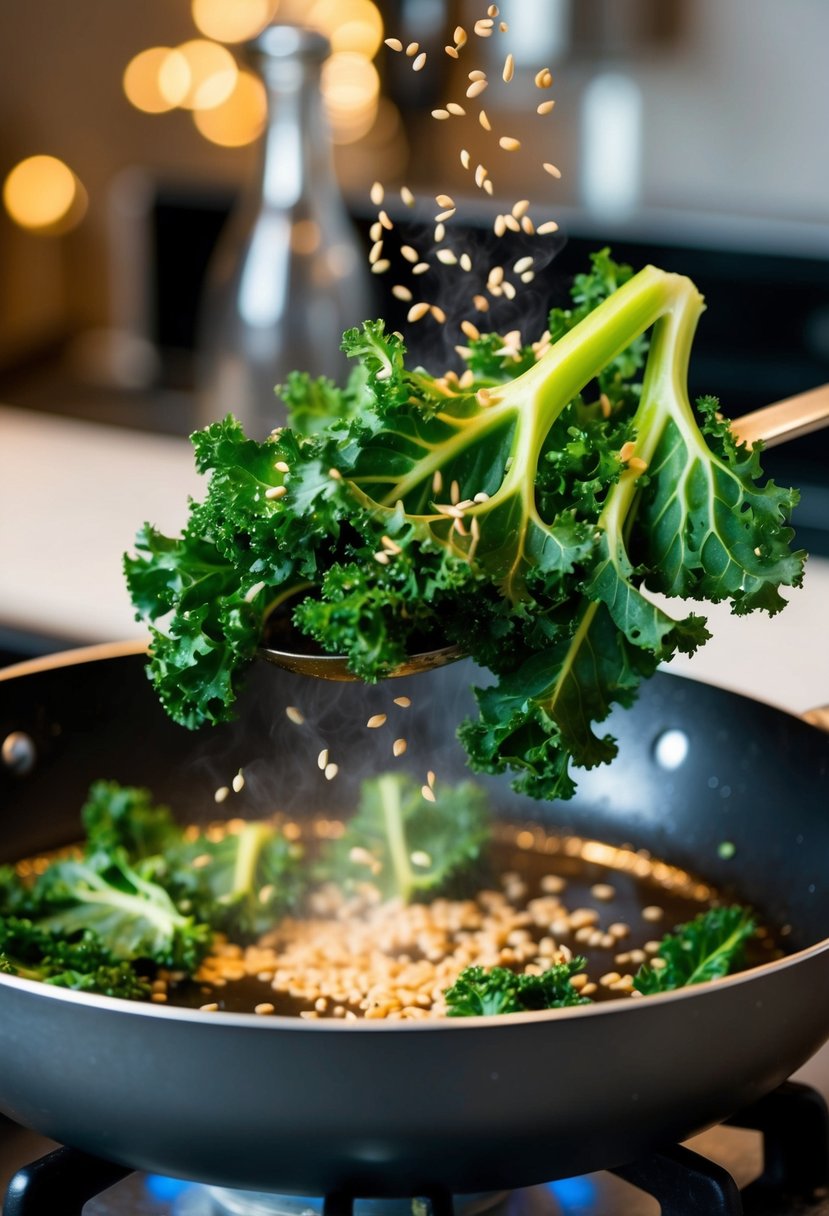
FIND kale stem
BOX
[376,773,413,902]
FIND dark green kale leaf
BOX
[633,905,756,994]
[444,958,590,1016]
[81,780,181,861]
[0,918,151,999]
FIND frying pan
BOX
[0,641,827,1197]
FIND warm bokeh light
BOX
[175,40,239,111]
[322,51,380,143]
[191,0,279,43]
[309,0,383,57]
[124,47,189,113]
[2,155,87,233]
[193,68,267,146]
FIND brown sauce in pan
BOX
[156,818,782,1018]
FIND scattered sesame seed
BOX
[502,280,517,299]
[454,25,467,46]
[478,109,491,130]
[435,208,456,222]
[619,441,637,462]
[447,103,466,116]
[642,905,665,923]
[232,770,245,793]
[317,748,329,771]
[469,69,486,80]
[432,469,443,494]
[400,186,415,207]
[436,249,458,265]
[401,244,419,263]
[214,786,230,803]
[521,271,535,284]
[460,149,471,170]
[369,221,382,242]
[502,52,514,82]
[413,52,427,71]
[427,770,436,788]
[324,762,339,781]
[434,222,446,241]
[371,259,391,275]
[430,305,447,323]
[444,44,459,58]
[384,37,403,51]
[274,460,290,473]
[474,164,488,188]
[393,738,408,757]
[407,302,431,322]
[367,714,387,729]
[599,971,622,987]
[373,550,390,564]
[467,78,488,98]
[406,41,419,56]
[151,992,168,1003]
[473,294,489,311]
[421,784,436,802]
[266,485,287,500]
[392,284,413,302]
[378,209,393,230]
[461,320,480,341]
[285,706,305,726]
[473,491,490,503]
[460,253,472,271]
[411,850,432,868]
[499,136,521,152]
[591,882,616,901]
[432,108,450,121]
[474,18,494,36]
[537,99,556,115]
[487,3,499,15]
[329,467,342,480]
[370,181,384,206]
[514,256,534,274]
[543,162,562,179]
[394,696,412,707]
[534,67,553,88]
[628,457,649,474]
[255,1002,275,1015]
[369,239,384,264]
[537,220,559,235]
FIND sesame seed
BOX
[232,770,245,793]
[474,164,488,188]
[469,69,486,80]
[489,265,504,286]
[400,186,415,207]
[514,256,533,274]
[373,550,390,564]
[200,1002,219,1012]
[473,294,489,311]
[214,786,230,803]
[430,305,447,323]
[502,53,514,82]
[378,210,393,231]
[369,240,384,264]
[151,992,168,1003]
[461,320,480,341]
[394,696,412,707]
[401,244,419,263]
[454,25,467,46]
[466,78,488,98]
[324,762,339,781]
[435,208,456,222]
[447,103,466,116]
[502,280,517,299]
[266,485,287,500]
[274,460,290,473]
[381,535,401,554]
[449,479,460,505]
[407,302,431,322]
[521,271,534,283]
[473,492,490,503]
[543,162,562,179]
[421,784,436,802]
[406,42,419,56]
[329,467,342,480]
[427,769,436,788]
[432,109,450,121]
[619,441,637,462]
[285,706,305,725]
[599,971,622,987]
[413,52,427,71]
[537,99,556,115]
[642,905,664,922]
[499,136,521,152]
[392,284,413,302]
[371,259,390,275]
[317,748,329,770]
[384,38,402,51]
[255,1002,275,1016]
[370,181,384,206]
[444,45,459,58]
[393,738,407,757]
[460,253,472,272]
[369,221,382,242]
[503,214,520,232]
[432,469,443,494]
[591,882,616,901]
[609,922,630,938]
[479,109,491,130]
[460,149,471,170]
[436,249,458,265]
[492,214,506,238]
[628,457,649,474]
[434,222,446,241]
[535,68,553,88]
[474,18,494,36]
[537,220,559,235]
[367,714,387,729]
[476,388,494,408]
[487,3,499,15]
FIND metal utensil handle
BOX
[730,383,829,448]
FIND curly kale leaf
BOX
[0,918,151,1000]
[322,773,491,903]
[633,906,756,994]
[82,780,181,861]
[444,959,590,1016]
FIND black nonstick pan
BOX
[0,641,827,1196]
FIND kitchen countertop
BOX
[1,403,828,712]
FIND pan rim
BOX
[0,935,827,1029]
[1,639,827,1030]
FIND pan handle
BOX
[730,383,829,448]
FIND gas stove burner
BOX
[3,1082,829,1216]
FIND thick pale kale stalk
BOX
[126,260,804,800]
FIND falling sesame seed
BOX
[427,770,436,788]
[392,284,413,302]
[478,109,492,130]
[628,457,649,474]
[406,41,419,56]
[317,749,329,771]
[393,738,408,757]
[381,535,401,554]
[371,259,391,275]
[461,320,480,340]
[502,52,514,82]
[521,271,535,284]
[400,185,415,207]
[473,294,489,311]
[435,193,455,209]
[436,249,458,265]
[469,69,486,80]
[450,479,461,505]
[370,221,382,242]
[537,220,559,235]
[537,99,556,115]
[500,20,508,31]
[466,78,488,98]
[514,256,534,274]
[413,52,427,71]
[499,136,521,152]
[474,164,487,188]
[435,208,456,222]
[430,305,447,323]
[520,216,535,234]
[274,460,290,473]
[543,162,562,179]
[460,149,471,170]
[407,302,430,322]
[434,222,446,242]
[432,469,443,494]
[394,695,412,708]
[642,905,664,922]
[503,214,520,232]
[255,1002,275,1016]
[493,214,506,238]
[370,181,384,205]
[591,882,616,901]
[487,3,499,15]
[489,265,504,285]
[367,714,387,729]
[410,850,432,868]
[474,18,494,36]
[285,706,305,725]
[454,25,467,46]
[214,786,230,804]
[447,103,466,116]
[432,108,450,121]
[324,762,339,781]
[473,492,490,503]
[421,785,436,802]
[369,240,384,264]
[444,44,459,58]
[619,440,636,462]
[511,198,530,218]
[266,485,287,500]
[401,244,419,263]
[502,280,517,299]
[329,467,342,480]
[535,67,553,88]
[373,550,390,564]
[378,209,393,230]
[458,253,472,272]
[232,770,245,793]
[412,263,431,279]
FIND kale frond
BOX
[444,959,590,1016]
[633,906,756,994]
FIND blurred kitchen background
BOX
[1,0,828,673]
